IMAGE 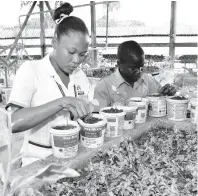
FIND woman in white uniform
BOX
[7,2,93,166]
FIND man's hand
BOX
[159,83,177,96]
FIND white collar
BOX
[43,53,84,91]
[44,53,81,77]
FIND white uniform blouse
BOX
[8,54,90,147]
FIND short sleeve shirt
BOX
[8,54,90,146]
[94,68,161,110]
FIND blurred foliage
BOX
[179,55,197,63]
[84,67,116,78]
[20,1,34,8]
[102,54,165,62]
[0,43,30,87]
[97,2,144,27]
[145,55,165,62]
[97,18,145,27]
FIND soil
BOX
[170,96,187,100]
[102,108,123,113]
[83,116,102,124]
[52,125,76,130]
[148,93,163,97]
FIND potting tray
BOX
[1,117,196,195]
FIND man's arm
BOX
[148,74,177,96]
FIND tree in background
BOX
[97,1,145,27]
[20,1,64,29]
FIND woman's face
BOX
[53,31,89,74]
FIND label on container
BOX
[191,104,198,124]
[149,99,166,117]
[124,111,136,120]
[106,117,124,137]
[138,106,146,110]
[80,127,104,138]
[81,136,104,148]
[124,111,136,130]
[53,134,78,148]
[52,133,79,158]
[135,108,147,123]
[118,116,124,135]
[124,120,135,130]
[167,103,188,120]
[106,118,117,137]
[80,127,105,148]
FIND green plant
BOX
[0,43,30,87]
[14,124,197,196]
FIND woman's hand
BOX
[159,84,177,96]
[60,97,90,118]
[11,97,98,133]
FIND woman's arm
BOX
[11,97,90,133]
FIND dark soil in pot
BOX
[52,125,76,130]
[102,108,123,113]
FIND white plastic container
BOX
[78,114,107,148]
[127,97,149,123]
[50,121,80,158]
[117,104,138,130]
[147,94,167,117]
[166,96,189,121]
[100,107,126,138]
[190,98,198,124]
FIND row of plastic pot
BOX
[147,95,197,123]
[49,96,197,159]
[49,107,132,159]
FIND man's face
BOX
[53,31,89,74]
[118,54,145,83]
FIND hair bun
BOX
[53,2,73,21]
